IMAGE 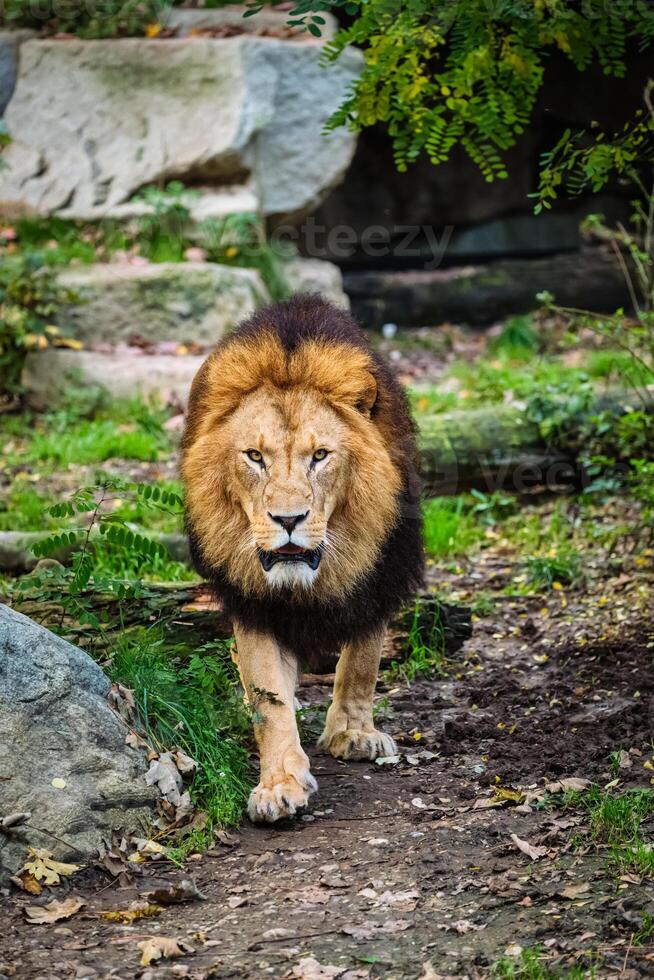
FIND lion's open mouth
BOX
[259,543,322,572]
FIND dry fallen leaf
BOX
[373,888,420,911]
[443,918,485,934]
[227,895,248,909]
[143,878,206,906]
[21,848,81,886]
[11,870,42,895]
[173,749,197,774]
[510,833,548,862]
[490,786,525,806]
[0,811,31,829]
[127,839,167,863]
[24,896,85,924]
[342,919,411,940]
[558,882,591,900]
[419,964,443,980]
[137,936,193,967]
[290,957,342,979]
[545,777,590,793]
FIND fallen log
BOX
[418,385,654,495]
[345,250,631,328]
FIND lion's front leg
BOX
[233,624,317,823]
[318,628,397,761]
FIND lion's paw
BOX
[247,764,317,824]
[319,728,397,761]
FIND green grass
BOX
[585,348,654,387]
[449,356,591,408]
[410,345,637,423]
[0,398,174,469]
[408,386,460,417]
[27,417,167,466]
[491,946,595,979]
[566,787,654,877]
[91,539,196,583]
[107,629,252,848]
[422,496,486,558]
[523,549,582,590]
[0,477,184,539]
[490,314,539,359]
[14,216,130,267]
[0,486,58,531]
[634,911,654,946]
[383,598,446,684]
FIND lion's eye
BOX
[312,449,328,463]
[245,449,263,464]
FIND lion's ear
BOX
[356,372,378,416]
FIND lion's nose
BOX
[269,512,309,535]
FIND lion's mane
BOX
[182,294,424,665]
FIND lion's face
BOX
[225,386,349,590]
[182,332,403,601]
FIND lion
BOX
[181,294,424,822]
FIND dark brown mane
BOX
[184,294,424,667]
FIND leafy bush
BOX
[10,191,292,301]
[251,1,654,182]
[490,314,539,359]
[200,211,292,302]
[134,181,195,262]
[0,0,168,38]
[0,254,78,399]
[14,480,185,629]
[537,80,654,211]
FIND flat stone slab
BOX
[57,262,264,345]
[52,257,347,346]
[22,349,204,410]
[0,605,156,875]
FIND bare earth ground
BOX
[2,546,653,980]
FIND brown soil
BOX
[2,563,653,980]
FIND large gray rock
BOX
[22,349,204,410]
[0,37,361,222]
[56,262,265,345]
[0,605,156,874]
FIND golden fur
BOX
[183,330,402,603]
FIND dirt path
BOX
[2,563,654,979]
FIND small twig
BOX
[248,928,341,952]
[27,824,89,857]
[316,809,406,823]
[621,933,634,975]
[609,236,641,318]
